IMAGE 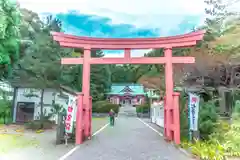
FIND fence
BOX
[150,102,164,128]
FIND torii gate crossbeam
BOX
[51,30,205,145]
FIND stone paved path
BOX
[65,117,192,160]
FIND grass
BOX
[0,122,38,154]
[0,133,39,153]
[0,117,108,154]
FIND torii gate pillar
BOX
[82,47,91,138]
[164,48,174,140]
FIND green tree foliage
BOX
[12,9,112,104]
[0,96,11,124]
[12,15,70,89]
[110,64,139,83]
[61,49,112,102]
[201,0,240,54]
[0,0,20,78]
[11,15,71,125]
[92,100,119,113]
[198,100,218,140]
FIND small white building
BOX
[12,86,78,124]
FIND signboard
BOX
[65,97,77,133]
[188,93,200,131]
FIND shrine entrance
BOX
[51,30,205,145]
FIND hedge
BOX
[92,101,119,113]
[136,104,150,113]
[24,120,55,130]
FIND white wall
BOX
[151,102,164,128]
[13,88,55,122]
[13,88,77,124]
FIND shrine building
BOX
[106,84,146,106]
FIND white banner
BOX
[188,93,200,131]
[65,97,77,134]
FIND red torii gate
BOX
[51,30,205,145]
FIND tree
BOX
[14,8,112,106]
[0,0,21,78]
[62,49,112,102]
[19,8,43,57]
[11,14,72,126]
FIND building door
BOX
[16,102,35,123]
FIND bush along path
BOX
[64,117,190,160]
[178,92,240,160]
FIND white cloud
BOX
[18,0,206,15]
[18,0,240,57]
[18,0,240,30]
[18,0,206,29]
[104,50,151,57]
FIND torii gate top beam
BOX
[51,30,205,49]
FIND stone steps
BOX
[118,105,137,117]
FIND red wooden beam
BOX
[124,49,131,59]
[61,58,83,64]
[54,34,202,45]
[61,57,195,65]
[51,30,205,49]
[59,41,197,50]
[51,30,205,42]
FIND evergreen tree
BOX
[0,0,21,78]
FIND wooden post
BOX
[164,48,174,141]
[76,93,83,145]
[173,92,181,144]
[88,97,92,139]
[82,47,91,138]
[56,113,65,145]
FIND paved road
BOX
[65,116,191,160]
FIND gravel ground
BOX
[0,117,108,160]
[66,117,192,160]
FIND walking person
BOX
[109,109,115,126]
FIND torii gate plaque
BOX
[51,30,205,145]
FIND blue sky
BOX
[19,0,214,57]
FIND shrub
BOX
[92,101,108,113]
[178,92,218,140]
[136,104,150,113]
[223,121,240,157]
[223,104,240,157]
[181,139,225,160]
[25,120,55,130]
[92,101,119,113]
[0,99,11,124]
[198,100,218,140]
